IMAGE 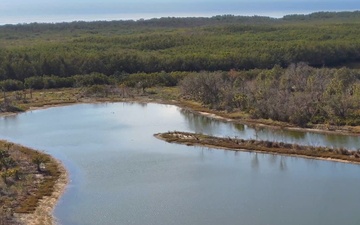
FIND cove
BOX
[0,102,359,225]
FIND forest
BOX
[1,11,360,127]
[1,11,360,80]
[181,64,360,127]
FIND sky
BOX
[1,0,360,25]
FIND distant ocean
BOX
[1,1,360,25]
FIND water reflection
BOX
[279,157,287,171]
[180,109,222,134]
[1,114,18,121]
[180,109,360,150]
[234,123,245,131]
[197,146,348,174]
[197,146,293,173]
[0,103,359,225]
[251,153,259,170]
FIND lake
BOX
[0,103,359,225]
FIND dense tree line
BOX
[0,71,187,91]
[0,73,112,91]
[1,12,360,81]
[180,64,360,127]
[2,63,360,127]
[1,12,360,126]
[1,11,359,33]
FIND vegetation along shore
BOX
[0,140,68,225]
[2,11,360,132]
[155,131,360,165]
[2,11,360,224]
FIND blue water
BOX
[0,103,359,225]
[1,0,360,24]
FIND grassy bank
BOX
[0,86,180,112]
[2,86,360,136]
[0,140,66,225]
[155,131,360,165]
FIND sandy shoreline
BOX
[16,156,69,225]
[15,158,69,225]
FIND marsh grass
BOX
[0,141,61,224]
[157,131,360,164]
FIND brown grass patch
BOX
[156,131,360,165]
[0,141,64,224]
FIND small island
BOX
[155,131,360,165]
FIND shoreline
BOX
[3,96,360,137]
[155,132,360,165]
[16,158,69,225]
[0,139,69,225]
[191,110,360,137]
[1,86,359,136]
[1,91,359,224]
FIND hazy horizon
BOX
[1,0,360,25]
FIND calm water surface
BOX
[0,103,359,225]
